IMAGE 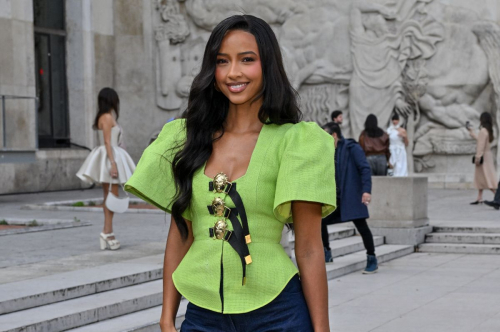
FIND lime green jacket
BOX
[125,119,336,314]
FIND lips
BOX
[226,82,249,93]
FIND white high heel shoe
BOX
[100,232,121,250]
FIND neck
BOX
[225,99,263,133]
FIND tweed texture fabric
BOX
[125,119,336,313]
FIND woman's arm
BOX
[468,128,478,140]
[399,128,409,147]
[160,217,194,332]
[475,129,488,165]
[293,201,329,332]
[99,114,118,178]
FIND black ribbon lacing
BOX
[208,181,252,285]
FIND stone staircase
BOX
[418,226,500,254]
[0,226,413,332]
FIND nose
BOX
[227,61,242,80]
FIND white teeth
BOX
[230,84,246,88]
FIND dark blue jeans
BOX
[366,155,387,176]
[180,274,313,332]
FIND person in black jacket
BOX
[321,122,378,274]
[485,182,500,210]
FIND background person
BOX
[468,112,498,205]
[387,113,408,176]
[331,110,343,124]
[322,122,378,274]
[359,114,390,176]
[76,87,136,250]
[485,183,500,210]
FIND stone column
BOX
[368,176,432,246]
[66,0,96,149]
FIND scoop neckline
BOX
[202,124,267,183]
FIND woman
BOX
[387,113,408,177]
[359,114,390,176]
[125,15,336,332]
[76,87,136,250]
[468,112,498,204]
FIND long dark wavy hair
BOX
[93,87,120,129]
[364,114,384,138]
[170,15,301,240]
[480,112,494,143]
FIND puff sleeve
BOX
[273,122,337,223]
[124,119,190,219]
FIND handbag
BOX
[472,156,484,165]
[105,182,129,213]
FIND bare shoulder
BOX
[98,113,116,129]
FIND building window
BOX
[34,0,69,148]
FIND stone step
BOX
[418,243,500,255]
[291,236,385,260]
[288,225,355,246]
[325,244,414,279]
[425,233,500,245]
[433,226,500,234]
[0,255,163,315]
[65,244,413,332]
[328,236,384,258]
[0,230,366,317]
[68,301,188,332]
[0,279,164,332]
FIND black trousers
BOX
[322,218,375,256]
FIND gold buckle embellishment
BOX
[213,172,230,193]
[213,219,228,240]
[211,197,229,217]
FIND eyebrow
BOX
[217,51,257,56]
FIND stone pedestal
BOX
[368,177,432,246]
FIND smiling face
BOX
[214,30,263,108]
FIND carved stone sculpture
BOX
[348,0,444,139]
[155,0,190,110]
[150,0,500,175]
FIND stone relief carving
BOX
[184,0,302,31]
[473,21,500,172]
[154,0,190,111]
[348,0,444,139]
[152,0,500,173]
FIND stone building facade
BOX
[1,0,500,194]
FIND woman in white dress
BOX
[387,114,408,177]
[76,88,136,250]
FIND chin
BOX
[227,97,251,105]
[224,92,258,106]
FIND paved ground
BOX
[329,253,500,332]
[1,187,499,331]
[428,188,499,227]
[0,188,170,283]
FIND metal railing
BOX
[1,94,39,150]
